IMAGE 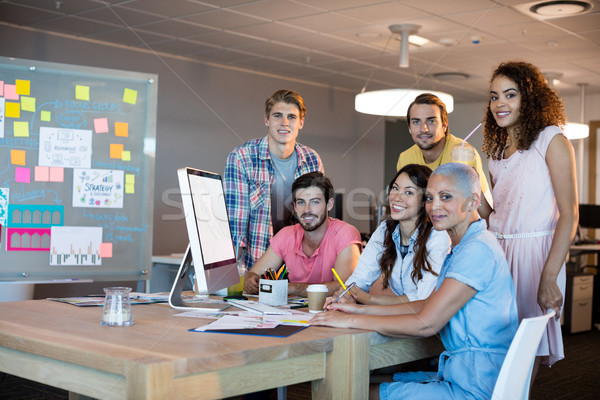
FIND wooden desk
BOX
[0,300,443,399]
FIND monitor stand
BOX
[168,243,230,311]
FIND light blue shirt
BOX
[379,220,519,400]
[347,221,451,301]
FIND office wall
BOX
[0,25,385,257]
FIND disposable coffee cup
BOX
[307,284,328,313]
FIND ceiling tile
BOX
[335,1,429,22]
[234,22,311,40]
[548,12,600,34]
[0,2,61,25]
[232,0,322,21]
[135,19,213,38]
[180,9,266,29]
[283,11,367,32]
[31,15,116,35]
[117,0,212,17]
[5,0,107,14]
[75,5,165,27]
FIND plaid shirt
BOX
[224,136,323,268]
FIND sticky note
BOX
[0,81,4,96]
[125,174,135,185]
[125,184,135,194]
[14,121,29,137]
[49,167,64,182]
[115,122,128,137]
[15,80,30,96]
[15,167,30,183]
[76,85,90,101]
[123,88,137,105]
[94,117,109,133]
[121,151,131,161]
[35,166,50,182]
[4,84,18,100]
[5,102,20,118]
[110,144,123,159]
[11,149,26,165]
[41,110,51,122]
[100,242,113,258]
[21,96,36,112]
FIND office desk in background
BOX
[0,300,443,400]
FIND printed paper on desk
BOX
[72,168,124,209]
[38,127,92,168]
[50,226,102,266]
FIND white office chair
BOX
[491,310,556,400]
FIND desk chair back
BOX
[491,310,556,400]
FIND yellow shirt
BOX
[396,133,491,198]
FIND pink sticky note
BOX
[4,84,18,101]
[49,167,64,182]
[0,81,4,97]
[94,117,109,133]
[15,167,30,183]
[35,166,50,182]
[100,243,113,258]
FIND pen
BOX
[331,282,356,304]
[290,304,308,309]
[331,268,346,290]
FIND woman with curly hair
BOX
[480,61,578,369]
[328,164,451,306]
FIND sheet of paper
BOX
[14,121,29,137]
[75,85,90,101]
[4,84,18,101]
[49,167,64,182]
[35,166,50,182]
[49,226,102,265]
[72,168,124,208]
[121,150,131,161]
[15,167,30,183]
[6,227,51,251]
[192,315,279,332]
[99,242,113,258]
[38,127,92,168]
[110,143,123,159]
[0,98,4,138]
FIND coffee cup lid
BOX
[307,284,328,292]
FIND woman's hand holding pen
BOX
[311,302,362,328]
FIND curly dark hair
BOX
[482,61,566,160]
[379,164,437,289]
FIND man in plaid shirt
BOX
[224,89,324,269]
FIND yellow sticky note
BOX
[5,102,20,118]
[110,144,123,159]
[15,79,30,95]
[125,174,135,185]
[11,149,26,165]
[21,96,36,112]
[123,88,137,105]
[121,150,131,161]
[76,85,90,101]
[14,121,29,137]
[115,122,128,137]
[41,110,51,122]
[125,183,135,194]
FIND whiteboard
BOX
[0,56,157,282]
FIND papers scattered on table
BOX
[192,315,279,332]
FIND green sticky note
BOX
[41,110,51,122]
[14,121,29,137]
[76,85,90,101]
[121,150,131,161]
[21,96,36,112]
[125,183,135,194]
[125,174,135,185]
[123,88,137,105]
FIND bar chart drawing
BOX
[50,226,102,266]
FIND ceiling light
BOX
[389,24,421,68]
[530,1,591,16]
[355,89,454,117]
[564,122,588,139]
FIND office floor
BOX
[1,329,599,399]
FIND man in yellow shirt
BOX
[396,93,492,206]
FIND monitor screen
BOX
[187,171,236,268]
[579,204,600,229]
[176,167,239,295]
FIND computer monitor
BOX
[173,167,239,296]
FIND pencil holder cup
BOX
[258,279,288,306]
[101,287,134,326]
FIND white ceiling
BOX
[1,0,599,102]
